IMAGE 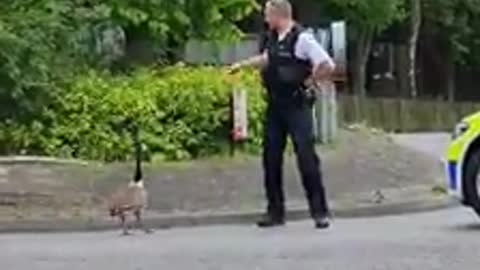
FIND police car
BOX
[446,111,480,216]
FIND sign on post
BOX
[231,88,248,142]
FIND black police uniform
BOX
[260,24,329,223]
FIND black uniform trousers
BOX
[263,98,329,219]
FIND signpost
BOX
[231,87,248,141]
[229,80,248,156]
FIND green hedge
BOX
[0,66,266,161]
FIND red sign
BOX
[231,88,248,141]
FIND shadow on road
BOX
[448,222,480,232]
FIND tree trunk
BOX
[407,0,421,98]
[394,45,409,97]
[446,58,456,102]
[351,28,374,96]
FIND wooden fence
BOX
[337,95,480,132]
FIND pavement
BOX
[0,131,453,233]
[1,207,479,270]
[0,185,453,233]
[391,132,450,159]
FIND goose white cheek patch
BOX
[129,180,144,188]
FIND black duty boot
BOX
[313,215,331,229]
[257,214,285,228]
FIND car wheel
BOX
[464,149,480,216]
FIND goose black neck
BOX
[133,125,143,182]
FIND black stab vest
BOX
[263,25,312,103]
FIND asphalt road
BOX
[1,207,480,270]
[392,132,450,160]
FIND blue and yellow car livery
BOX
[445,111,480,206]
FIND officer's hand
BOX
[312,62,334,81]
[304,77,316,89]
[227,62,242,74]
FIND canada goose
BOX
[107,125,152,235]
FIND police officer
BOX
[229,0,335,229]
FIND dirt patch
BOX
[0,127,443,222]
[320,126,442,196]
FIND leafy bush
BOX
[0,66,266,161]
[0,0,259,161]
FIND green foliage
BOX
[324,0,405,33]
[68,0,258,52]
[0,0,257,91]
[185,0,259,40]
[0,67,266,161]
[0,1,87,121]
[0,0,258,161]
[422,0,480,65]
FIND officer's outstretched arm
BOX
[228,52,268,74]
